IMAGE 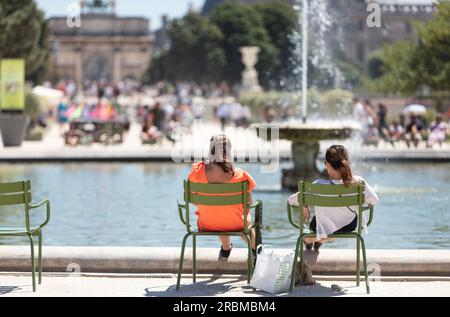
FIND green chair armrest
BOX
[177,201,188,225]
[29,199,51,229]
[177,200,193,233]
[287,202,301,229]
[363,204,374,227]
[248,199,263,228]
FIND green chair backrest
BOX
[0,181,32,206]
[298,180,365,233]
[0,180,33,231]
[183,180,250,229]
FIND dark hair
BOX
[209,134,234,174]
[325,145,353,186]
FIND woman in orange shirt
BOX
[188,134,257,260]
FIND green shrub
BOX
[318,89,354,119]
[25,91,43,121]
[238,88,353,120]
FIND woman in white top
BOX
[288,145,379,251]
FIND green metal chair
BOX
[0,180,51,292]
[287,181,374,294]
[176,180,263,290]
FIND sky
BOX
[35,0,206,31]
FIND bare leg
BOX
[219,236,232,250]
[304,237,331,244]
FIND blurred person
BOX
[263,105,276,123]
[57,98,69,124]
[377,103,389,140]
[217,102,230,131]
[241,105,252,128]
[281,106,295,122]
[192,102,205,121]
[352,97,367,124]
[141,122,163,145]
[388,120,404,145]
[362,124,380,147]
[404,114,424,148]
[152,102,165,131]
[230,102,243,127]
[363,99,378,127]
[427,114,448,148]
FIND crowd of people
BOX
[137,100,199,144]
[215,100,253,131]
[353,98,449,148]
[40,79,450,149]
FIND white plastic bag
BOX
[250,245,294,294]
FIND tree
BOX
[147,13,226,84]
[370,0,450,94]
[253,0,298,89]
[0,0,50,83]
[211,1,278,87]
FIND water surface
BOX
[0,162,449,249]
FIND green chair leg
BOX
[38,230,43,284]
[28,234,36,292]
[299,235,305,287]
[359,235,370,294]
[244,233,253,283]
[290,235,302,291]
[176,233,190,291]
[356,235,361,286]
[192,235,197,283]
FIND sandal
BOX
[313,242,322,251]
[304,241,313,251]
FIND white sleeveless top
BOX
[288,176,379,240]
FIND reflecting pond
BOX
[0,161,449,249]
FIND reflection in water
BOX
[0,162,449,249]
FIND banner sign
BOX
[0,59,25,111]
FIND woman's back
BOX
[188,161,256,232]
[204,163,234,184]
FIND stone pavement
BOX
[1,273,450,297]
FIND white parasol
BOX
[32,86,64,107]
[402,104,427,115]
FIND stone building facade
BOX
[48,1,154,84]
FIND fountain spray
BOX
[301,0,308,123]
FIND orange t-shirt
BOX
[188,161,256,232]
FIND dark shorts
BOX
[309,215,358,233]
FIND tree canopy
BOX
[0,0,50,83]
[369,0,450,94]
[148,13,226,84]
[146,0,298,89]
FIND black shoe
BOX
[313,242,322,251]
[219,244,233,260]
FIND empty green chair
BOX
[0,180,51,292]
[176,180,262,290]
[287,181,374,294]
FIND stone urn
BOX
[240,46,263,93]
[0,113,30,147]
